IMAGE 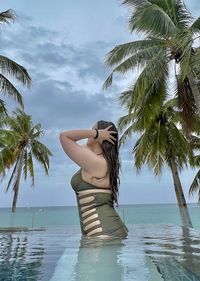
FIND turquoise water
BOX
[0,203,200,280]
[0,203,200,229]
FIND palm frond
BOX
[31,140,53,174]
[175,30,193,80]
[190,47,200,77]
[189,154,200,167]
[104,39,166,68]
[135,72,168,125]
[117,111,136,133]
[132,129,154,173]
[166,121,189,167]
[0,74,24,108]
[127,2,178,37]
[118,122,138,148]
[173,0,193,28]
[118,89,134,110]
[102,73,113,90]
[30,123,43,138]
[190,117,200,135]
[190,17,200,33]
[0,9,16,26]
[0,55,32,88]
[121,0,145,8]
[105,46,164,78]
[174,74,196,135]
[128,50,168,111]
[189,169,200,199]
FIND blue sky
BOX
[0,0,199,208]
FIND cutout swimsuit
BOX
[70,168,129,238]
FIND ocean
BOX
[1,203,200,280]
[0,203,199,229]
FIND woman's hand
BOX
[96,125,118,145]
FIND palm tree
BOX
[0,108,53,212]
[0,9,31,112]
[117,97,194,227]
[103,0,200,136]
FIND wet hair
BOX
[97,120,121,208]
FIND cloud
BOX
[1,0,199,208]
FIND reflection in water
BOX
[0,229,45,281]
[0,227,69,281]
[1,225,200,281]
[72,235,127,281]
[71,233,161,281]
[51,225,200,281]
[140,225,200,280]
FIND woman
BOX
[59,120,129,239]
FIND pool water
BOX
[0,224,200,281]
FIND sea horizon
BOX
[0,201,199,210]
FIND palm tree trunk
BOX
[169,157,193,228]
[187,72,200,116]
[12,150,24,213]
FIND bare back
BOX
[81,146,110,189]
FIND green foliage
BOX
[0,108,53,191]
[0,9,32,112]
[103,0,200,126]
[103,0,200,201]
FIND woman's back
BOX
[71,168,129,238]
[80,152,110,188]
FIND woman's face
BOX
[87,122,98,146]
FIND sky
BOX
[0,0,200,208]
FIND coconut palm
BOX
[0,108,53,212]
[103,0,200,136]
[0,9,31,112]
[117,97,195,227]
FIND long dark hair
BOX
[97,120,121,208]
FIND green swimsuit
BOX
[70,168,129,238]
